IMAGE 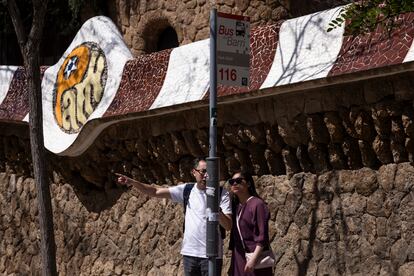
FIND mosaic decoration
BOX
[260,6,346,88]
[104,50,172,117]
[1,8,414,156]
[37,16,132,155]
[0,67,46,122]
[329,13,414,76]
[54,42,107,133]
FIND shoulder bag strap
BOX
[236,196,254,252]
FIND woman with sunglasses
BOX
[228,171,273,275]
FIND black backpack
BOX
[183,183,226,239]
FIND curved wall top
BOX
[40,16,133,154]
[1,7,414,156]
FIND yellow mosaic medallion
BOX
[53,42,107,133]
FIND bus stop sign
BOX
[217,12,250,87]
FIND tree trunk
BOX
[26,55,58,276]
[7,0,57,275]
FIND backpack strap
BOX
[182,183,226,239]
[182,183,194,233]
[183,183,195,215]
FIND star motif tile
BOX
[64,56,78,79]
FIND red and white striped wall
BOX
[1,6,414,156]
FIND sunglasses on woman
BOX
[228,177,244,186]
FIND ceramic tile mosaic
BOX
[0,67,47,121]
[1,8,414,155]
[329,13,414,76]
[104,49,172,117]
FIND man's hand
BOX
[115,173,171,199]
[218,208,232,231]
[115,173,134,187]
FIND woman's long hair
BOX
[231,170,261,207]
[228,170,270,253]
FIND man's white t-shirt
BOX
[169,183,232,259]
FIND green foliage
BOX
[328,0,414,34]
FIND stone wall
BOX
[107,0,350,55]
[3,73,414,192]
[1,72,414,275]
[1,164,414,275]
[38,72,414,190]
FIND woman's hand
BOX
[244,259,256,273]
[244,244,264,272]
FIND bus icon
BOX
[236,22,246,37]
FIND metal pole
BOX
[207,8,219,276]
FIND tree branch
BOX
[6,0,27,53]
[27,0,48,54]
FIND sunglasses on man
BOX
[228,177,244,186]
[194,168,208,175]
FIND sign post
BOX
[207,10,250,276]
[206,9,219,276]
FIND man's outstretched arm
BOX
[115,173,171,199]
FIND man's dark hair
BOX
[192,157,206,169]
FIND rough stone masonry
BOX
[1,164,414,275]
[1,70,414,275]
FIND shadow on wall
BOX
[294,175,319,276]
[256,172,353,275]
[268,8,344,87]
[65,171,125,213]
[292,172,349,276]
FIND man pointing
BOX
[116,157,232,276]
